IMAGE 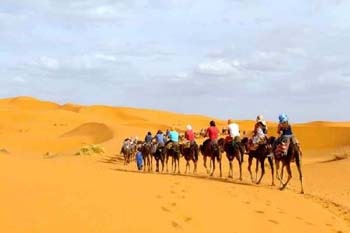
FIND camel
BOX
[120,141,134,165]
[241,137,275,186]
[140,142,153,172]
[200,138,223,177]
[179,141,199,174]
[220,137,244,180]
[272,136,304,194]
[164,141,181,174]
[151,143,165,173]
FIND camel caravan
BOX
[120,114,304,194]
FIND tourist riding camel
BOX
[144,131,153,144]
[249,114,268,151]
[154,130,166,148]
[206,120,219,145]
[227,119,241,143]
[275,113,296,157]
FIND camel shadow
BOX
[110,167,268,189]
[98,154,125,165]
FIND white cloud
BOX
[38,56,60,70]
[95,54,117,62]
[12,76,26,83]
[196,59,241,76]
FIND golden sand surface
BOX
[0,96,349,233]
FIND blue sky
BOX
[1,0,350,122]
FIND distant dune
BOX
[0,96,349,233]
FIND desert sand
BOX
[0,96,349,233]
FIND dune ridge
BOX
[0,96,349,233]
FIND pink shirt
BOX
[207,126,219,140]
[185,130,195,141]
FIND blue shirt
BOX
[155,133,165,144]
[145,134,153,143]
[168,130,179,142]
[282,125,293,136]
[136,151,143,166]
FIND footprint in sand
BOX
[268,219,279,225]
[305,221,314,226]
[184,216,193,223]
[255,210,264,214]
[171,220,182,229]
[161,206,171,212]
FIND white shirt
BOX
[228,123,240,137]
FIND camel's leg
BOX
[268,156,275,186]
[228,161,233,178]
[166,154,169,173]
[280,163,292,191]
[256,158,265,184]
[295,153,304,194]
[149,156,152,172]
[177,157,180,174]
[237,155,242,181]
[193,160,197,174]
[155,159,159,172]
[203,156,210,174]
[160,153,165,172]
[161,158,165,172]
[218,154,222,178]
[210,157,215,176]
[275,159,281,182]
[281,163,285,181]
[185,160,189,174]
[255,158,259,182]
[248,156,254,182]
[172,156,175,173]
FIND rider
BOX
[277,113,292,138]
[251,114,268,150]
[276,113,295,156]
[206,120,219,145]
[154,130,165,147]
[144,131,153,144]
[185,124,199,158]
[167,126,179,143]
[227,119,240,142]
[166,126,180,152]
[185,124,195,144]
[226,119,244,162]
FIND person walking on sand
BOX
[135,147,143,171]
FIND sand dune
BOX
[60,122,114,144]
[0,96,349,233]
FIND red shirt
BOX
[207,126,219,140]
[185,130,195,141]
